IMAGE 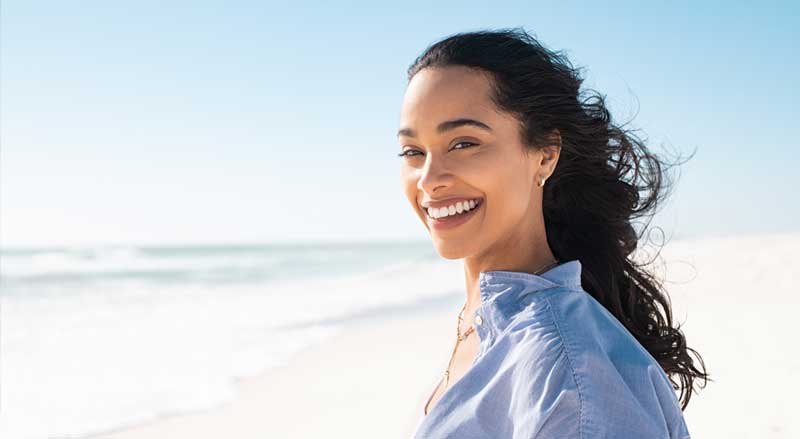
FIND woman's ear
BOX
[539,129,561,176]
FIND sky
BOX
[1,1,797,247]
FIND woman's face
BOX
[398,65,549,260]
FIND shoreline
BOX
[89,301,459,439]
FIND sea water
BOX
[0,241,464,438]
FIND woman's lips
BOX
[426,199,483,230]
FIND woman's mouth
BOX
[424,198,483,231]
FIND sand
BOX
[89,303,458,439]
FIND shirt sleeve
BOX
[543,291,692,439]
[504,311,582,439]
[521,348,582,439]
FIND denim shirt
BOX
[412,259,691,439]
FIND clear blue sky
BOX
[1,1,797,247]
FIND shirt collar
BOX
[476,259,583,319]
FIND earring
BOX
[538,176,546,187]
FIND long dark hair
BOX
[407,27,709,410]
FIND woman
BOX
[398,28,708,438]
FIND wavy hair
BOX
[407,27,709,410]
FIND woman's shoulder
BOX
[532,288,691,439]
[541,287,669,376]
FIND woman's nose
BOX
[417,154,453,194]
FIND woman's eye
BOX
[397,149,422,157]
[397,142,476,158]
[451,141,477,150]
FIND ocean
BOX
[0,241,465,439]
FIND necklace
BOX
[423,257,561,415]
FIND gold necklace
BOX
[423,258,561,415]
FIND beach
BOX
[88,305,455,439]
[2,233,798,438]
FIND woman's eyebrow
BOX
[397,118,493,138]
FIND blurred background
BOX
[1,1,797,438]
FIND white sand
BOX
[89,307,457,439]
[91,232,800,439]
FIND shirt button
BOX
[475,315,483,326]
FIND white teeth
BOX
[426,199,481,219]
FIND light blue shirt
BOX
[412,259,691,438]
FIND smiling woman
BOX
[397,28,707,438]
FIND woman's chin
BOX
[430,239,476,260]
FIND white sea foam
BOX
[0,241,465,439]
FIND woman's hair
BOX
[407,27,709,410]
